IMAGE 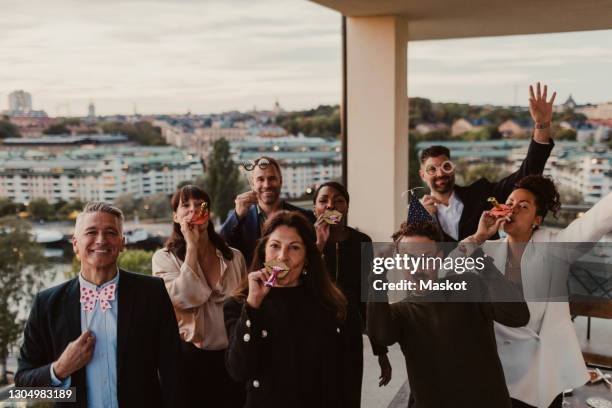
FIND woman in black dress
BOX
[313,182,392,404]
[224,210,354,408]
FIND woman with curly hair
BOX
[460,175,612,408]
[224,210,354,408]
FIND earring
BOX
[302,267,308,276]
[532,224,538,229]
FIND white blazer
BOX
[481,191,612,407]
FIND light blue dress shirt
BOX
[50,272,120,408]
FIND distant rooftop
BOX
[2,134,129,146]
[232,135,340,149]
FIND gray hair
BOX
[74,201,124,235]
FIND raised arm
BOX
[490,83,556,200]
[529,82,556,144]
[220,191,258,246]
[555,191,612,244]
[15,295,94,388]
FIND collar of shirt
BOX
[256,204,267,223]
[214,248,228,282]
[78,269,120,292]
[435,191,464,240]
[256,202,286,233]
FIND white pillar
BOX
[346,16,409,241]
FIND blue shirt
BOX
[50,272,120,408]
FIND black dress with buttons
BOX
[224,286,353,408]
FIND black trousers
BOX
[180,341,245,408]
[511,394,563,408]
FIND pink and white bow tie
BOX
[80,284,116,312]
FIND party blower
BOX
[264,260,290,287]
[190,202,209,225]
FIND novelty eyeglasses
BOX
[423,160,455,176]
[241,158,271,171]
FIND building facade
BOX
[8,90,32,112]
[0,146,202,204]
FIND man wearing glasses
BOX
[220,156,315,266]
[419,82,556,241]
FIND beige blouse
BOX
[152,246,246,350]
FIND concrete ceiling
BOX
[310,0,612,40]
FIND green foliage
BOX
[118,250,154,275]
[409,98,435,127]
[0,198,22,217]
[553,127,577,141]
[43,123,70,135]
[408,132,424,190]
[55,199,84,220]
[0,217,49,384]
[276,105,340,138]
[202,138,245,221]
[143,193,172,220]
[419,128,451,141]
[454,161,510,185]
[554,109,587,123]
[101,121,167,146]
[0,119,21,139]
[5,198,83,222]
[61,117,82,127]
[28,198,55,220]
[114,194,139,217]
[409,97,587,142]
[487,125,503,140]
[462,128,491,141]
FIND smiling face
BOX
[72,212,124,270]
[503,188,542,238]
[419,155,455,194]
[253,164,282,206]
[313,185,348,220]
[173,197,209,230]
[264,225,306,287]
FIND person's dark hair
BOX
[392,221,444,242]
[233,211,347,321]
[514,175,561,218]
[312,181,350,205]
[165,185,234,261]
[420,145,451,164]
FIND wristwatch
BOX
[535,121,551,129]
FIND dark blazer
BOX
[224,287,355,408]
[220,201,316,267]
[444,138,554,241]
[15,270,181,408]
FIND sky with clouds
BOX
[1,0,611,115]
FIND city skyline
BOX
[2,0,612,115]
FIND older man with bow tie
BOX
[15,202,181,408]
